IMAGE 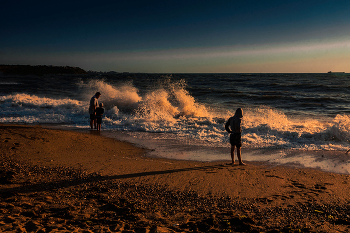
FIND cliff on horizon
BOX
[0,65,87,76]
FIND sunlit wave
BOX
[1,79,350,152]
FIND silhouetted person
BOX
[225,108,245,165]
[89,92,101,129]
[95,103,105,131]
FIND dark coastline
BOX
[0,65,87,76]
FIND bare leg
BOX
[237,147,245,165]
[230,145,236,165]
[90,120,94,129]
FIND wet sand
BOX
[1,124,350,232]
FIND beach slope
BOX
[1,124,350,232]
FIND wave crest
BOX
[0,93,81,108]
[79,79,211,122]
[78,80,141,110]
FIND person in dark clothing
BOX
[95,103,105,131]
[89,92,101,129]
[225,108,245,165]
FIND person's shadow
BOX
[0,164,228,195]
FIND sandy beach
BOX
[1,124,350,232]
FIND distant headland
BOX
[0,65,87,76]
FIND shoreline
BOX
[43,124,350,176]
[1,124,350,232]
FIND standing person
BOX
[95,103,105,131]
[225,108,245,165]
[89,92,101,129]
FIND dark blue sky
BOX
[1,0,350,72]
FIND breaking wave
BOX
[1,79,350,152]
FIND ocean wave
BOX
[0,93,82,108]
[243,107,350,150]
[1,79,350,152]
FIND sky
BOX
[1,0,350,73]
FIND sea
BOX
[1,72,350,174]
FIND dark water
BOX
[1,72,350,173]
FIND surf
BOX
[2,79,350,152]
[2,73,350,173]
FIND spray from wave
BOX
[76,79,350,151]
[77,78,215,130]
[1,78,350,152]
[243,107,350,150]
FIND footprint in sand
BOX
[257,197,273,203]
[290,181,307,189]
[3,138,11,142]
[265,174,284,179]
[313,184,327,192]
[272,194,294,200]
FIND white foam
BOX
[0,93,82,108]
[1,81,350,153]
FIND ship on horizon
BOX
[328,71,345,74]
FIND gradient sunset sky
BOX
[1,0,350,73]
